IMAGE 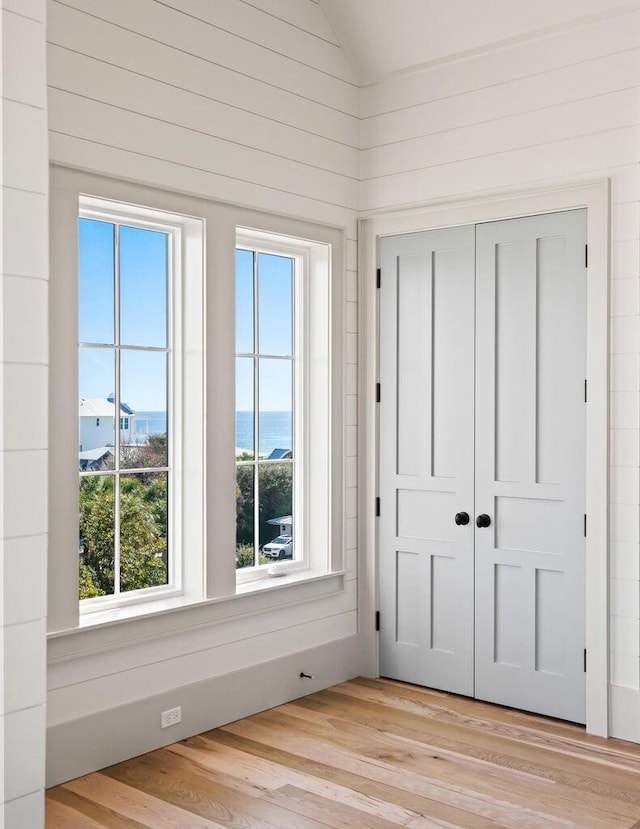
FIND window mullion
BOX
[253,251,260,568]
[114,223,121,596]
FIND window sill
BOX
[48,569,347,663]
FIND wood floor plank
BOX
[262,785,415,829]
[277,698,640,817]
[291,689,640,801]
[45,796,107,829]
[230,695,637,829]
[47,785,152,829]
[244,705,637,828]
[169,736,430,827]
[221,715,582,828]
[351,676,640,779]
[342,680,640,773]
[103,747,337,829]
[46,679,640,829]
[162,741,411,829]
[65,773,232,828]
[206,729,509,829]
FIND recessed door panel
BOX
[535,568,565,675]
[396,253,432,477]
[430,555,457,653]
[396,489,456,542]
[494,240,532,484]
[494,563,524,667]
[396,551,421,646]
[495,496,563,554]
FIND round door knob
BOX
[476,513,491,528]
[454,512,470,526]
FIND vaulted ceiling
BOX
[318,0,635,84]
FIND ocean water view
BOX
[135,411,167,439]
[136,410,292,457]
[236,410,292,456]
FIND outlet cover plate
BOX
[160,706,182,729]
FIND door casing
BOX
[358,179,610,737]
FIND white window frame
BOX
[234,242,301,578]
[235,229,333,585]
[49,180,206,627]
[78,198,180,612]
[48,167,345,643]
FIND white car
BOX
[262,535,293,560]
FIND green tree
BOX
[235,543,255,569]
[79,474,167,597]
[235,462,292,558]
[235,464,255,547]
[79,557,102,599]
[257,464,292,547]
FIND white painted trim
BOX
[46,633,361,787]
[76,197,206,614]
[234,228,335,585]
[49,571,347,661]
[359,179,610,736]
[609,684,640,743]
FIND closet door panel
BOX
[474,209,587,723]
[379,225,475,694]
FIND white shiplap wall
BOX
[1,0,48,825]
[360,7,640,740]
[45,0,361,779]
[47,0,359,228]
[44,0,640,786]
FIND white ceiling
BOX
[318,0,636,84]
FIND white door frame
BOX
[358,179,610,736]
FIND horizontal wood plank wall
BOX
[2,2,49,825]
[47,0,359,229]
[46,678,640,828]
[360,7,640,740]
[46,637,361,787]
[46,0,361,778]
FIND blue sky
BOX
[235,249,293,413]
[79,220,293,414]
[79,218,168,412]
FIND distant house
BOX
[266,514,292,537]
[78,446,114,472]
[79,395,150,453]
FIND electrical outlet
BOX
[160,706,182,729]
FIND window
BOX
[235,248,295,570]
[48,168,343,636]
[234,229,336,584]
[78,214,170,602]
[75,195,205,612]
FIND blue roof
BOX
[267,448,292,460]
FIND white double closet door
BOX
[378,209,587,723]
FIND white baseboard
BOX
[46,634,361,787]
[609,684,640,743]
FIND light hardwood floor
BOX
[46,677,640,828]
